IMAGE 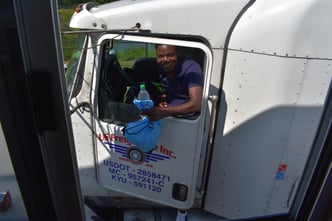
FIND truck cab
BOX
[65,0,332,219]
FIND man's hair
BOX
[155,44,178,52]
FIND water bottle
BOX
[137,83,150,100]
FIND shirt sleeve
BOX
[186,61,203,88]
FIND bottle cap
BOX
[140,83,146,90]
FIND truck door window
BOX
[97,39,205,124]
[97,41,140,124]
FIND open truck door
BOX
[69,34,213,209]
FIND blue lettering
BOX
[109,168,121,175]
[104,160,130,171]
[111,174,127,183]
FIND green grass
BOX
[116,47,156,68]
[59,8,78,63]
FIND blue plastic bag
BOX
[133,99,154,110]
[122,99,161,153]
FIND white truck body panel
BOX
[230,0,332,58]
[69,0,249,49]
[68,0,332,219]
[204,1,332,218]
[206,52,331,218]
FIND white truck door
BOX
[91,35,212,209]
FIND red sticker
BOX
[277,164,287,172]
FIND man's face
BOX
[156,45,178,74]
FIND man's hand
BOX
[142,86,203,121]
[141,107,165,121]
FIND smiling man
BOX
[142,44,203,121]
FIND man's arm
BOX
[142,86,203,121]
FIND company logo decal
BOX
[99,133,176,164]
[105,142,173,163]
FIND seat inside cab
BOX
[98,53,161,124]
